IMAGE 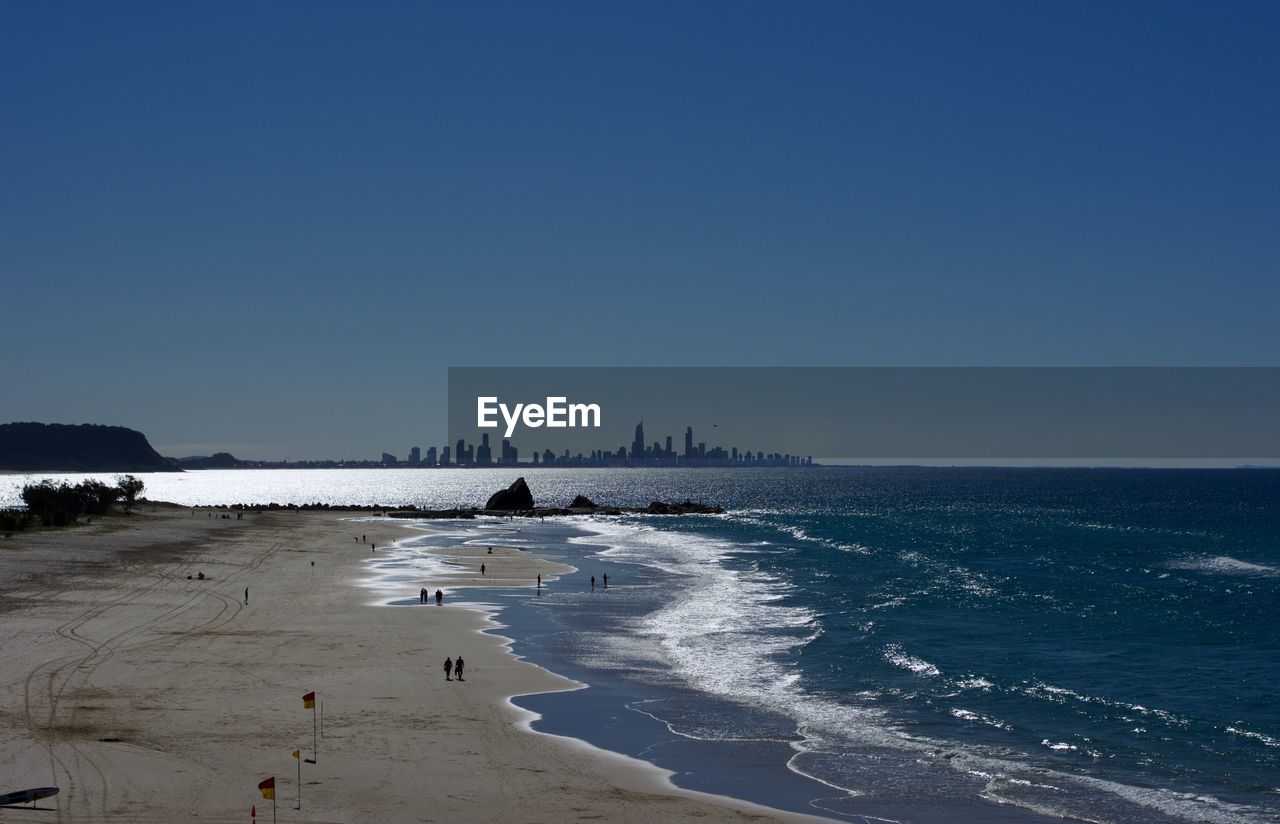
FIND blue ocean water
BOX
[492,468,1280,823]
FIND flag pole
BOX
[320,701,325,738]
[302,692,319,763]
[297,752,302,811]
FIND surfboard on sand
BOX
[0,787,59,806]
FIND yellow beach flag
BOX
[292,749,301,759]
[302,691,316,709]
[257,777,275,800]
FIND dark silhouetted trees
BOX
[117,475,145,511]
[18,477,145,526]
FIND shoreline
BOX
[364,518,844,822]
[0,503,834,823]
[446,519,1066,824]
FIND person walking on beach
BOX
[487,546,493,554]
[480,563,486,576]
[244,587,249,605]
[362,534,366,543]
[537,574,541,589]
[436,588,443,605]
[603,573,608,589]
[454,656,465,681]
[591,575,595,590]
[444,657,453,681]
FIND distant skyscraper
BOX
[441,445,451,466]
[476,433,493,465]
[425,446,437,466]
[632,421,645,463]
[381,452,396,466]
[684,426,694,459]
[409,446,421,466]
[665,435,673,457]
[455,439,467,466]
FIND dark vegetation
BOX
[4,476,146,530]
[0,510,31,533]
[0,422,173,472]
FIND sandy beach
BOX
[0,506,834,823]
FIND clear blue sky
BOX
[3,2,1277,458]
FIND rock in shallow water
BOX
[484,477,535,510]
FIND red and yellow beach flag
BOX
[257,777,275,800]
[302,691,316,709]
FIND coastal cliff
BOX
[0,422,174,472]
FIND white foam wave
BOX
[1022,682,1191,727]
[1226,726,1280,748]
[1170,556,1280,577]
[573,520,894,752]
[956,676,995,691]
[951,708,1013,731]
[1041,740,1077,751]
[717,512,869,554]
[883,644,941,678]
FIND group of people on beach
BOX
[413,570,609,603]
[443,656,465,681]
[193,509,242,520]
[420,567,621,686]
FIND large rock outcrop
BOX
[643,500,725,515]
[484,477,535,511]
[569,495,597,509]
